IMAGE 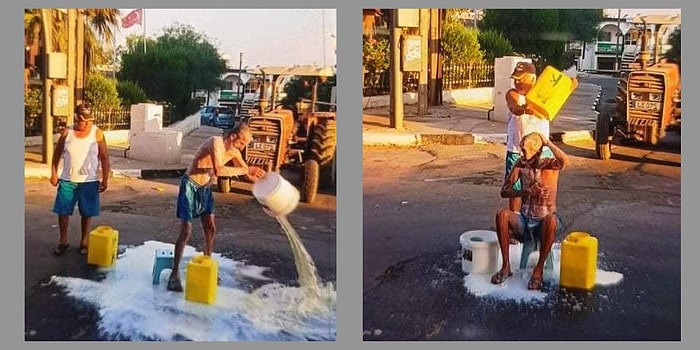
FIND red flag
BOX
[121,9,142,28]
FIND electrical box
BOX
[51,85,70,116]
[397,9,419,27]
[47,52,67,79]
[401,35,422,72]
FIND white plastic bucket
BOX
[252,172,300,217]
[459,230,498,274]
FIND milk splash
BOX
[49,240,336,341]
[463,243,624,303]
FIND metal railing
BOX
[362,62,495,97]
[24,105,177,136]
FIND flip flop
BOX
[527,275,544,291]
[491,270,513,285]
[79,245,88,255]
[53,244,70,256]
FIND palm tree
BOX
[24,8,121,91]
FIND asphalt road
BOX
[24,170,336,340]
[362,136,681,341]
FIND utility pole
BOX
[40,9,53,165]
[417,9,429,117]
[390,9,403,129]
[428,8,440,106]
[76,9,85,106]
[67,9,76,126]
[616,8,621,74]
[238,52,243,115]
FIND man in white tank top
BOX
[50,103,111,255]
[504,62,553,213]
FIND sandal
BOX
[490,270,513,285]
[79,245,88,255]
[527,275,544,291]
[53,244,70,256]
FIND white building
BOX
[577,10,681,73]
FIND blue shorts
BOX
[515,212,564,243]
[504,146,554,191]
[52,180,100,217]
[176,175,215,221]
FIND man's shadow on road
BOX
[557,131,681,168]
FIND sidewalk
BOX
[362,82,601,147]
[24,126,223,179]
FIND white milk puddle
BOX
[463,243,624,303]
[49,240,336,341]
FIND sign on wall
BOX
[401,35,422,72]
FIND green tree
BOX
[478,29,514,62]
[118,23,227,118]
[362,37,390,94]
[282,75,337,113]
[441,18,483,66]
[664,28,681,67]
[24,9,121,73]
[85,73,120,110]
[480,9,602,70]
[117,80,148,106]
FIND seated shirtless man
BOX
[167,123,266,292]
[490,132,569,291]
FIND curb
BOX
[363,131,421,147]
[551,130,594,143]
[363,130,594,147]
[24,168,188,180]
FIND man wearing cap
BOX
[504,61,553,213]
[491,132,569,291]
[50,103,111,255]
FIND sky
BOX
[115,9,337,69]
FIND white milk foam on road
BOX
[49,240,336,341]
[463,243,624,303]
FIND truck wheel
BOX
[301,159,319,203]
[595,114,612,160]
[218,177,231,193]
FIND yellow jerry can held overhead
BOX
[185,255,218,305]
[559,231,598,290]
[526,65,578,121]
[87,225,119,267]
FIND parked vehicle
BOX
[200,106,235,128]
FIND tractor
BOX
[595,21,681,160]
[217,66,337,204]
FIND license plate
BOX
[251,142,276,152]
[633,101,660,111]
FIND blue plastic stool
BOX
[152,249,175,285]
[519,239,554,271]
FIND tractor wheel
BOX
[301,159,319,203]
[595,114,612,160]
[309,118,337,189]
[218,177,231,193]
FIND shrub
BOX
[117,80,148,107]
